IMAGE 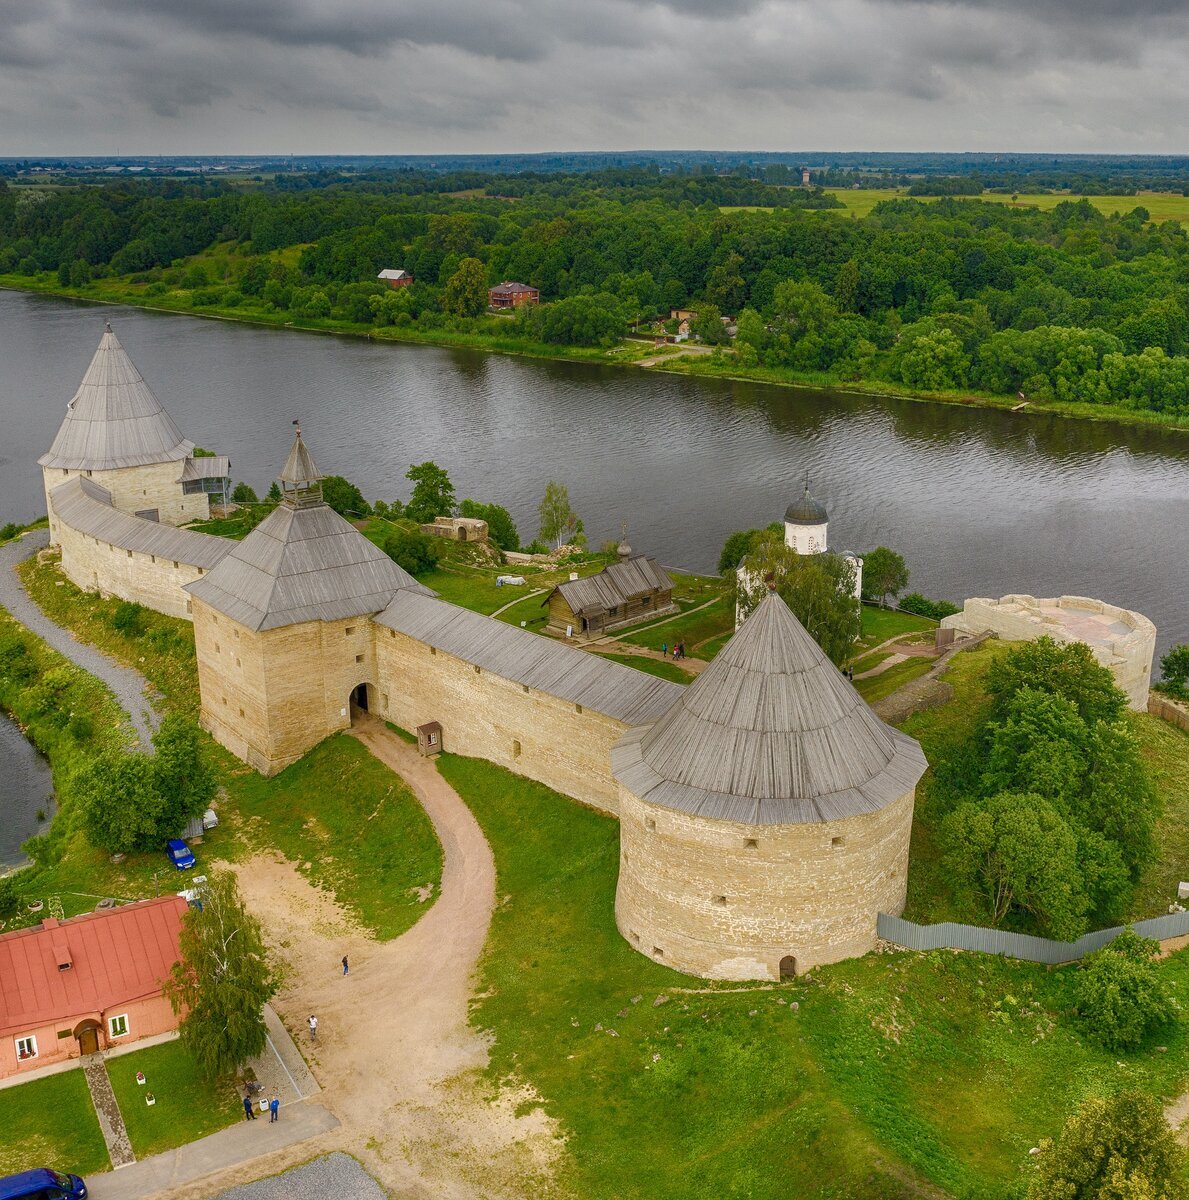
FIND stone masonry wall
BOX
[54,517,207,621]
[376,625,628,814]
[615,786,915,980]
[44,461,209,540]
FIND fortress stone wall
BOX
[45,461,210,540]
[941,594,1155,710]
[615,786,914,980]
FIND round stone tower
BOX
[612,592,926,980]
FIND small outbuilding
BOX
[377,269,413,289]
[0,896,188,1079]
[420,516,488,543]
[488,281,539,309]
[545,553,676,639]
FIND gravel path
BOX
[212,1154,385,1200]
[0,531,159,748]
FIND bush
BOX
[0,871,24,918]
[67,712,94,742]
[1074,929,1178,1051]
[0,636,37,684]
[898,592,960,620]
[110,601,145,636]
[1159,643,1189,699]
[382,528,441,576]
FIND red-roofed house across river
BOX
[0,896,187,1080]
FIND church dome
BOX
[784,485,827,525]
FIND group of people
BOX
[242,1091,281,1123]
[660,641,686,660]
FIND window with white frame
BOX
[109,1014,129,1038]
[15,1035,37,1061]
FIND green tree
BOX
[691,304,730,345]
[231,482,258,505]
[898,327,970,390]
[717,528,766,574]
[382,528,442,576]
[771,279,837,335]
[941,792,1088,939]
[981,688,1090,807]
[1159,644,1189,698]
[322,475,371,519]
[834,259,860,313]
[442,256,488,317]
[985,636,1125,728]
[78,753,166,854]
[152,715,216,840]
[458,499,519,551]
[538,481,578,551]
[267,481,281,502]
[736,533,860,666]
[405,461,456,525]
[861,546,908,607]
[1028,1090,1183,1200]
[164,870,278,1081]
[1074,929,1178,1052]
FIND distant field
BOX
[723,190,1189,225]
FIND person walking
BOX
[243,1094,256,1121]
[661,642,668,659]
[342,954,349,976]
[269,1094,280,1123]
[308,1014,318,1043]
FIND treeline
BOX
[4,174,1189,415]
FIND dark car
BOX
[0,1168,88,1200]
[166,838,196,871]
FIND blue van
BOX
[0,1168,87,1199]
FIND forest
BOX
[2,167,1189,418]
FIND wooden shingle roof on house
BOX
[39,324,194,471]
[611,592,927,825]
[50,476,232,570]
[376,589,682,725]
[551,556,672,617]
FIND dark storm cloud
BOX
[0,0,1186,153]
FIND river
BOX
[2,288,1187,667]
[0,711,55,868]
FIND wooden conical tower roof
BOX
[39,324,193,471]
[611,592,927,825]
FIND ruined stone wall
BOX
[375,625,628,814]
[43,461,208,540]
[54,518,206,621]
[615,787,915,980]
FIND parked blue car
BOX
[0,1168,87,1199]
[166,838,196,871]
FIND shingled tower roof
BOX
[185,428,428,631]
[611,592,927,825]
[39,324,194,471]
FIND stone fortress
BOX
[39,326,952,980]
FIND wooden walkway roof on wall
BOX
[185,501,429,631]
[39,325,194,472]
[611,592,927,825]
[50,477,233,570]
[376,589,683,725]
[552,555,673,617]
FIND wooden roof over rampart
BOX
[376,589,682,725]
[50,477,233,570]
[611,592,927,826]
[552,555,673,617]
[39,325,194,472]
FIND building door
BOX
[350,683,369,713]
[457,527,467,542]
[75,1021,101,1055]
[779,955,797,979]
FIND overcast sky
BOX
[2,0,1187,156]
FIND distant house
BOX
[545,553,677,639]
[0,896,188,1080]
[377,269,413,289]
[421,516,488,543]
[669,309,697,322]
[489,281,539,309]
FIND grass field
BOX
[0,1069,110,1177]
[854,655,935,705]
[439,751,1189,1200]
[107,1040,241,1158]
[591,651,691,684]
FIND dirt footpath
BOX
[166,716,565,1200]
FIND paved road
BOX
[0,531,159,747]
[211,1154,385,1200]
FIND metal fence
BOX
[876,910,1189,965]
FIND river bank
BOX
[4,277,1188,439]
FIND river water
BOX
[1,288,1187,660]
[0,711,55,868]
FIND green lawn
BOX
[438,751,1189,1200]
[1126,712,1189,921]
[618,593,735,659]
[224,735,442,941]
[855,656,935,705]
[107,1040,240,1158]
[858,604,937,649]
[591,652,691,684]
[0,1069,110,1177]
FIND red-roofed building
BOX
[0,896,187,1079]
[488,281,539,309]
